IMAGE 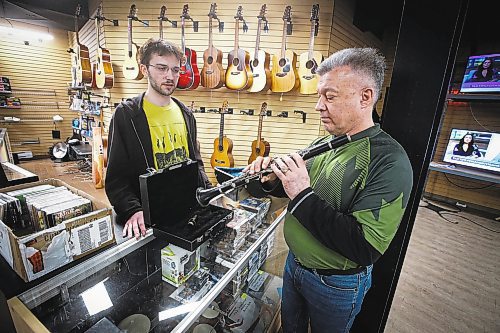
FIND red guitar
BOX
[177,4,200,90]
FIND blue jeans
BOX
[281,252,373,333]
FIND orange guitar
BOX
[201,3,225,89]
[271,6,299,93]
[225,6,253,91]
[73,4,92,84]
[94,4,114,89]
[248,102,271,164]
[210,101,234,168]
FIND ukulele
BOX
[122,4,143,80]
[248,102,271,164]
[94,4,114,89]
[248,5,271,93]
[225,6,253,91]
[210,101,234,168]
[177,4,200,90]
[271,6,299,93]
[201,3,225,89]
[73,4,92,84]
[299,4,323,95]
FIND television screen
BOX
[459,53,500,93]
[443,129,500,173]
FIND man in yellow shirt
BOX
[105,39,210,239]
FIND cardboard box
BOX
[161,243,200,287]
[0,179,114,281]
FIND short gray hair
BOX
[317,47,386,102]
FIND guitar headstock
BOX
[221,100,229,113]
[235,6,243,20]
[181,4,190,19]
[282,6,292,22]
[74,3,81,17]
[128,4,138,19]
[311,4,319,22]
[96,3,103,20]
[159,5,166,20]
[258,4,267,20]
[259,102,268,116]
[208,3,217,18]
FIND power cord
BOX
[420,199,500,233]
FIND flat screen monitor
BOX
[459,53,500,93]
[443,128,500,173]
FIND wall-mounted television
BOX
[460,53,500,93]
[443,129,500,173]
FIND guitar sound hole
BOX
[278,58,286,67]
[252,59,259,67]
[232,58,240,66]
[306,60,314,69]
[207,56,214,64]
[256,148,261,154]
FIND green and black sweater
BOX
[269,124,413,270]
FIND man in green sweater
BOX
[247,48,413,332]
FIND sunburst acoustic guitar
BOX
[248,4,271,93]
[271,6,299,93]
[299,4,323,95]
[225,6,252,91]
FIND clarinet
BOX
[196,134,351,206]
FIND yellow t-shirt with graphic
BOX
[143,98,190,170]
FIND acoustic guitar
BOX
[210,101,234,168]
[299,4,323,95]
[201,3,225,89]
[122,5,143,80]
[94,4,114,89]
[248,5,271,93]
[271,6,299,93]
[73,4,92,84]
[177,4,200,90]
[248,102,271,164]
[225,6,253,91]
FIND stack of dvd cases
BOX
[2,184,92,233]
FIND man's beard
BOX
[149,75,176,96]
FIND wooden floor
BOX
[14,159,500,333]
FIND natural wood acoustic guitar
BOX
[248,4,271,93]
[210,101,234,168]
[73,4,92,84]
[248,102,271,164]
[94,4,114,89]
[225,6,253,91]
[299,4,323,95]
[201,3,225,89]
[271,6,299,93]
[122,5,143,80]
[177,4,200,90]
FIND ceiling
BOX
[0,0,89,31]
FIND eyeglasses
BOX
[147,64,180,75]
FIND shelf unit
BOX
[446,93,500,101]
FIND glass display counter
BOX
[8,197,288,333]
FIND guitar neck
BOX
[127,18,133,54]
[280,20,287,58]
[208,17,213,53]
[74,15,80,45]
[95,18,101,49]
[181,17,186,53]
[256,113,264,142]
[159,20,163,39]
[219,113,225,143]
[308,21,316,60]
[254,18,262,60]
[234,19,239,50]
